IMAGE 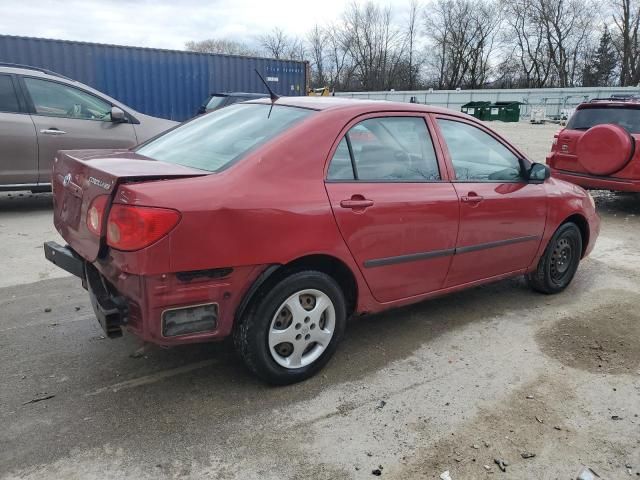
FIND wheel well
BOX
[240,255,358,320]
[563,214,589,257]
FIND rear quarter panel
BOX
[111,108,380,312]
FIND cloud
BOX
[0,0,384,50]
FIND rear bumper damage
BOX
[44,241,265,346]
[44,242,129,338]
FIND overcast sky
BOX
[0,0,409,51]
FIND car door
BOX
[433,116,547,287]
[0,73,38,185]
[324,114,459,303]
[20,76,138,184]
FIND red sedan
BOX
[45,97,600,384]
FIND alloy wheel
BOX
[268,289,336,369]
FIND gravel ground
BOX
[1,122,638,480]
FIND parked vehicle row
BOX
[0,64,177,192]
[44,97,600,384]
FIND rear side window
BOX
[437,119,523,182]
[205,96,228,111]
[327,117,441,181]
[567,107,640,134]
[137,103,313,172]
[0,75,20,113]
[24,77,112,121]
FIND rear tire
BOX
[526,222,583,294]
[233,270,346,385]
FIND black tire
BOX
[233,270,347,385]
[526,222,583,294]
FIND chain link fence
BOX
[335,87,640,121]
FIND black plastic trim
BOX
[43,241,85,278]
[234,264,281,321]
[455,235,540,254]
[363,235,541,268]
[176,267,233,282]
[364,248,455,268]
[554,168,635,182]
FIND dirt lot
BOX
[1,122,639,480]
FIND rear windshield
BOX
[137,103,313,172]
[567,107,640,133]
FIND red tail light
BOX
[106,204,181,251]
[86,195,109,236]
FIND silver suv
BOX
[0,64,177,192]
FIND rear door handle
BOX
[340,198,374,209]
[461,193,484,203]
[40,128,67,135]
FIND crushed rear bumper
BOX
[44,241,129,338]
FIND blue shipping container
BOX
[0,35,308,121]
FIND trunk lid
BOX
[52,149,207,262]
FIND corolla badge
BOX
[89,176,112,190]
[62,173,72,186]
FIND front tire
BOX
[526,222,583,294]
[233,270,346,385]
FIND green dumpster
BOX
[461,101,491,120]
[487,101,522,122]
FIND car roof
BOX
[578,97,640,110]
[248,96,467,117]
[0,63,74,80]
[212,92,269,98]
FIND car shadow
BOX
[0,192,53,212]
[593,190,640,216]
[4,273,586,472]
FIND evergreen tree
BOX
[583,27,619,86]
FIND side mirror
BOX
[110,106,126,123]
[528,162,551,183]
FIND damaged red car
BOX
[45,97,600,384]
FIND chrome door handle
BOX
[461,192,484,203]
[40,128,67,135]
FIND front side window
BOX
[137,103,313,172]
[0,75,20,113]
[437,119,523,182]
[24,77,112,121]
[327,116,441,181]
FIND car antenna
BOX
[255,69,280,103]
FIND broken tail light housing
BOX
[162,303,218,337]
[86,195,109,236]
[106,204,181,251]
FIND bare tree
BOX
[501,0,596,87]
[258,27,289,59]
[424,0,501,88]
[501,0,552,87]
[341,1,408,90]
[185,38,257,56]
[307,25,328,86]
[612,0,640,85]
[406,0,422,89]
[257,27,306,60]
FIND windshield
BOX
[205,95,227,111]
[567,107,640,133]
[136,103,313,172]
